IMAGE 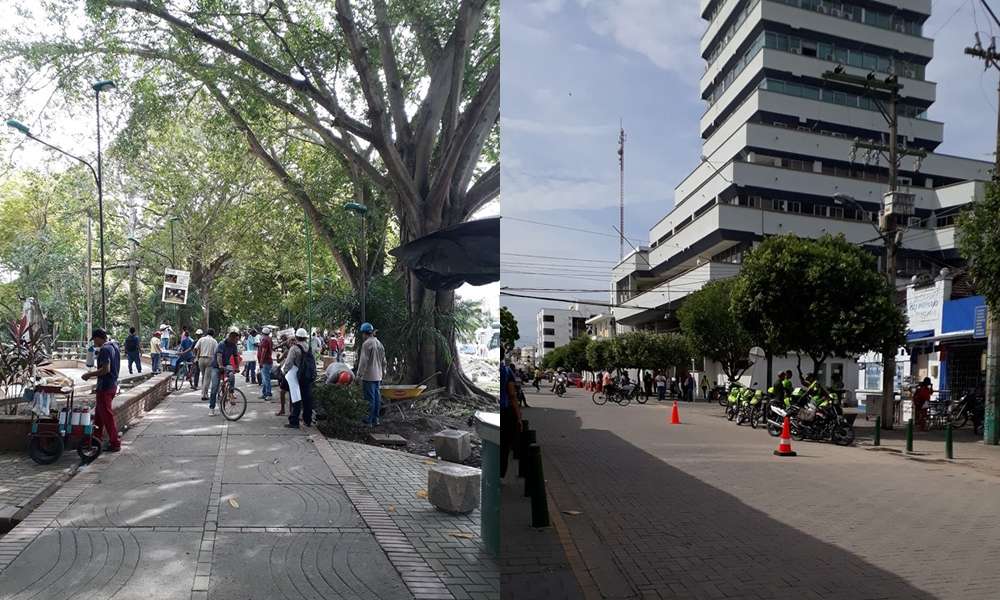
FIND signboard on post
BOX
[975,305,988,339]
[162,268,190,305]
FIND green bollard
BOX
[906,418,913,453]
[874,416,881,446]
[946,422,953,460]
[528,444,550,528]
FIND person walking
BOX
[257,327,274,400]
[191,329,203,388]
[124,327,142,374]
[244,329,259,384]
[209,328,241,417]
[356,322,387,427]
[283,328,316,429]
[160,324,171,354]
[81,328,121,452]
[178,327,195,381]
[149,331,162,374]
[194,329,218,397]
[656,371,667,401]
[643,370,653,401]
[532,367,542,392]
[336,332,346,362]
[700,374,710,401]
[499,347,523,480]
[275,334,290,416]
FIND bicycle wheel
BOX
[221,387,247,421]
[29,434,64,465]
[592,391,608,406]
[173,365,185,391]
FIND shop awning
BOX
[906,329,934,342]
[905,330,976,345]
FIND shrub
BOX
[313,382,368,438]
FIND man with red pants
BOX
[81,328,122,452]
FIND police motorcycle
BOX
[735,384,765,428]
[725,383,744,421]
[768,382,854,445]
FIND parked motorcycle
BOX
[725,385,743,421]
[770,401,854,445]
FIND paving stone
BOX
[218,483,363,528]
[223,436,335,484]
[0,529,200,599]
[209,531,411,600]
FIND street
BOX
[504,387,1000,600]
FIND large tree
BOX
[957,181,1000,443]
[677,278,754,383]
[731,234,906,380]
[4,0,498,396]
[499,306,518,352]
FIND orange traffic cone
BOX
[670,401,681,425]
[773,415,797,457]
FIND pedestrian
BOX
[194,329,218,398]
[643,370,653,401]
[327,332,338,358]
[656,371,667,401]
[150,331,162,374]
[209,327,241,417]
[81,328,121,452]
[356,322,387,427]
[310,328,323,357]
[244,329,258,384]
[124,327,142,374]
[283,328,316,429]
[336,331,346,362]
[532,367,542,392]
[513,367,529,408]
[257,326,274,401]
[499,347,523,480]
[683,373,694,402]
[160,324,171,354]
[700,374,710,401]
[275,335,290,416]
[191,329,204,388]
[913,377,932,432]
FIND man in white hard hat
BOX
[282,328,315,428]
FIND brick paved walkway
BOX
[0,451,78,525]
[330,438,499,599]
[513,388,1000,600]
[0,379,498,599]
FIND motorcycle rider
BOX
[551,368,567,394]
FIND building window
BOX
[543,342,555,349]
[543,328,555,336]
[543,315,554,322]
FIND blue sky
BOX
[501,0,1000,346]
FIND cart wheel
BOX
[77,433,103,464]
[29,434,64,465]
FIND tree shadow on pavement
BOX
[510,406,942,600]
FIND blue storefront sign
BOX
[975,305,988,339]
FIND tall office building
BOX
[612,0,992,336]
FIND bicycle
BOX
[173,359,197,392]
[216,369,247,421]
[592,383,639,407]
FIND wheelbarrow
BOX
[378,373,438,420]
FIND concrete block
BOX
[432,429,471,463]
[427,463,481,514]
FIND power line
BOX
[501,252,619,264]
[500,291,663,311]
[503,216,646,244]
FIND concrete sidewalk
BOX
[0,378,497,599]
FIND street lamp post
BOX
[344,202,369,324]
[6,118,102,329]
[92,80,116,328]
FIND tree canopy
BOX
[730,234,906,377]
[958,182,1000,312]
[677,278,753,383]
[500,306,518,352]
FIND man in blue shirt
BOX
[209,328,241,416]
[81,328,121,452]
[124,327,141,374]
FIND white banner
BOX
[162,268,191,305]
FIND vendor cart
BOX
[27,384,104,465]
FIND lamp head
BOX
[343,202,368,215]
[5,119,30,135]
[92,80,116,92]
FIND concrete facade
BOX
[612,0,991,385]
[536,303,606,359]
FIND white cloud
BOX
[576,0,703,85]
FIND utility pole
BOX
[618,120,626,262]
[86,210,93,340]
[965,28,1000,444]
[823,68,925,430]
